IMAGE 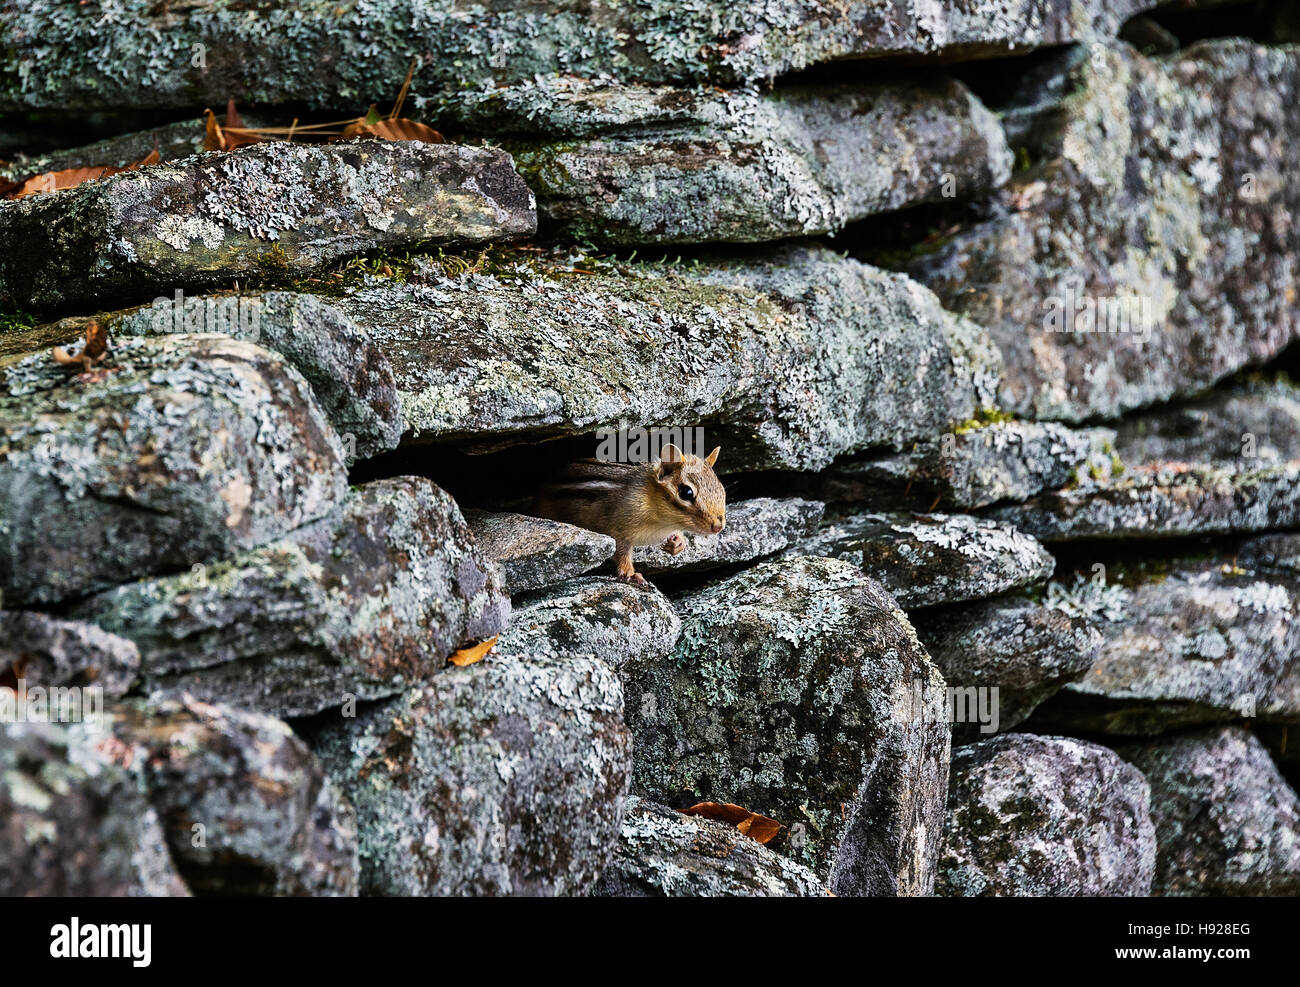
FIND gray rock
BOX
[333,242,1001,470]
[1117,727,1300,895]
[0,140,536,310]
[0,0,1186,112]
[914,595,1101,742]
[465,510,613,594]
[596,796,827,897]
[1238,531,1300,575]
[502,577,681,670]
[1030,559,1300,735]
[989,462,1300,541]
[796,512,1055,608]
[828,421,1109,511]
[938,734,1156,896]
[107,696,358,896]
[906,41,1300,422]
[119,292,404,462]
[73,477,510,719]
[451,77,1010,245]
[309,650,630,896]
[1113,378,1300,468]
[634,497,823,576]
[0,333,347,607]
[620,555,950,895]
[0,719,188,896]
[0,611,139,699]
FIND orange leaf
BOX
[339,117,444,144]
[204,100,265,152]
[5,149,160,200]
[448,634,498,667]
[678,801,784,844]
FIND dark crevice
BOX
[1133,0,1295,48]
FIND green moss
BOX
[952,407,1016,434]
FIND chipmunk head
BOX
[653,444,726,534]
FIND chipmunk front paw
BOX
[618,571,649,587]
[661,533,686,556]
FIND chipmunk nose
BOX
[711,518,725,533]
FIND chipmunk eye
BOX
[678,484,695,503]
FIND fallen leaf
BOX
[5,149,160,200]
[448,635,498,667]
[340,116,444,144]
[204,99,266,152]
[678,801,784,844]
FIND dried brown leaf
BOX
[340,117,444,144]
[5,149,160,200]
[678,801,784,844]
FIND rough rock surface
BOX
[0,140,536,310]
[310,650,630,896]
[450,77,1010,244]
[501,578,680,670]
[465,511,614,593]
[1029,559,1300,735]
[1118,727,1300,896]
[0,0,1176,112]
[906,41,1300,422]
[938,733,1156,896]
[796,512,1055,608]
[0,333,346,606]
[914,595,1101,742]
[334,243,1001,469]
[106,696,358,896]
[634,497,823,576]
[74,478,510,719]
[596,796,827,897]
[990,463,1300,541]
[620,555,950,895]
[0,719,189,896]
[829,421,1108,510]
[1113,378,1300,467]
[0,611,139,699]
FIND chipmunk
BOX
[533,444,726,585]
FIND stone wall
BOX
[2,0,1298,897]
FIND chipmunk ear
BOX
[658,443,684,465]
[704,446,720,467]
[656,443,683,479]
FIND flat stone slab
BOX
[1029,558,1300,735]
[106,696,359,896]
[331,243,1001,470]
[73,478,510,719]
[634,497,823,576]
[0,0,1185,112]
[1117,727,1300,896]
[796,512,1055,608]
[309,649,630,896]
[989,462,1300,541]
[831,421,1108,511]
[596,797,828,897]
[938,733,1155,896]
[0,140,536,310]
[907,41,1300,422]
[465,510,614,594]
[1113,378,1300,467]
[449,77,1010,245]
[620,555,950,896]
[0,333,347,606]
[913,594,1100,743]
